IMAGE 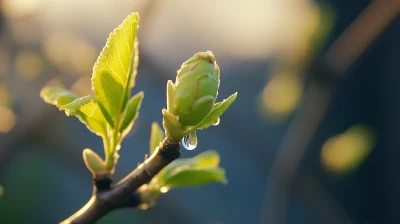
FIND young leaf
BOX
[40,87,78,108]
[150,150,226,190]
[92,13,139,124]
[119,91,144,134]
[60,96,108,137]
[122,40,139,111]
[197,92,238,130]
[60,96,96,116]
[149,122,164,155]
[162,167,227,188]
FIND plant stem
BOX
[61,139,180,224]
[105,117,121,170]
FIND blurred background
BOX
[0,0,399,223]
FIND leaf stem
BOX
[105,121,121,171]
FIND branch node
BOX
[94,178,112,193]
[158,141,180,160]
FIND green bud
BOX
[163,51,220,142]
[162,51,237,143]
[171,51,220,126]
[82,148,109,178]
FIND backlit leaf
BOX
[60,96,108,137]
[92,13,139,124]
[40,87,78,108]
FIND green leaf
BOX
[119,91,144,134]
[149,122,164,155]
[60,96,108,137]
[40,88,108,136]
[150,150,226,190]
[40,87,78,108]
[60,96,96,116]
[122,39,139,111]
[92,13,139,124]
[163,167,227,188]
[197,92,237,130]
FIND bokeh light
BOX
[258,72,303,123]
[0,106,16,133]
[42,32,95,76]
[321,125,376,174]
[2,0,40,19]
[69,40,96,75]
[14,50,44,81]
[0,83,11,106]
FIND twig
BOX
[261,1,399,223]
[61,140,180,224]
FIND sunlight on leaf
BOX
[149,122,164,155]
[40,87,78,108]
[92,13,139,121]
[321,125,376,175]
[60,96,108,137]
[197,92,237,130]
[60,96,97,116]
[41,88,108,137]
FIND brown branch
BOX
[61,140,180,224]
[261,1,399,223]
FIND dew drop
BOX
[181,131,198,150]
[212,118,220,126]
[160,186,170,193]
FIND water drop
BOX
[181,131,198,150]
[212,118,220,126]
[160,186,170,193]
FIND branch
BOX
[61,140,180,224]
